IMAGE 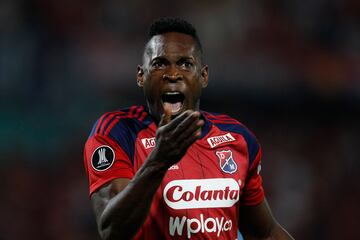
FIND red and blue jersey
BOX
[84,105,264,239]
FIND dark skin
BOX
[91,32,294,240]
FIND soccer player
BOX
[84,18,294,239]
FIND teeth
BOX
[164,92,181,95]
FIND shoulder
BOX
[203,111,255,138]
[88,105,152,138]
[85,105,152,162]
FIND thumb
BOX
[159,104,172,127]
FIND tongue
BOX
[164,102,182,113]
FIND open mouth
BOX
[162,91,185,114]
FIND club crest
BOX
[216,150,237,174]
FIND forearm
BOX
[240,200,294,240]
[269,222,294,240]
[99,158,168,239]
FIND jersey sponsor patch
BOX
[141,137,156,149]
[163,178,240,209]
[216,150,238,174]
[207,133,235,148]
[91,145,115,171]
[169,214,233,238]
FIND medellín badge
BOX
[91,145,115,171]
[216,150,237,174]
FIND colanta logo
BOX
[163,178,240,209]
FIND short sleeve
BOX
[240,146,265,206]
[83,134,134,196]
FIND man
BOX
[84,17,294,239]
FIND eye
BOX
[151,59,167,69]
[183,62,193,67]
[178,60,194,69]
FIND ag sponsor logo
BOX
[207,133,235,148]
[141,137,155,149]
[216,150,238,174]
[169,214,233,239]
[91,145,115,171]
[163,178,240,210]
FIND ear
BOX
[200,65,209,88]
[137,65,144,87]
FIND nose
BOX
[162,73,183,82]
[163,68,183,82]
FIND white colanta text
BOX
[163,178,240,209]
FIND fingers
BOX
[158,104,172,127]
[171,111,202,136]
[170,119,204,158]
[153,110,205,167]
[158,109,204,143]
[175,119,204,149]
[176,118,204,141]
[178,129,202,150]
[159,109,196,130]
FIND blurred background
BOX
[0,0,359,239]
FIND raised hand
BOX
[149,105,205,170]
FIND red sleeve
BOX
[240,147,265,206]
[83,134,134,196]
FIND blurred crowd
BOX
[0,0,359,239]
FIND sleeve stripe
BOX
[98,113,118,135]
[205,115,232,119]
[209,119,240,124]
[102,106,145,135]
[104,115,126,135]
[94,111,126,135]
[98,111,125,135]
[138,111,148,121]
[203,112,239,123]
[95,112,112,134]
[128,105,137,117]
[97,107,137,135]
[134,106,144,118]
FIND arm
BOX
[239,199,294,240]
[91,109,204,240]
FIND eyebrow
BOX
[151,55,195,62]
[150,56,168,63]
[177,56,195,61]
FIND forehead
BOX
[145,32,198,60]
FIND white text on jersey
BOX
[169,214,233,238]
[141,137,155,149]
[207,133,235,148]
[163,178,240,209]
